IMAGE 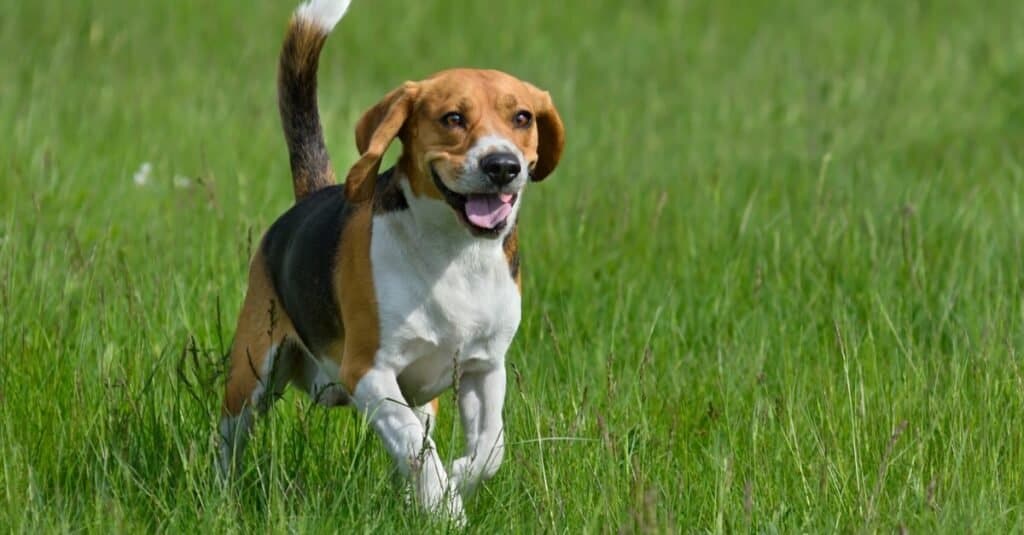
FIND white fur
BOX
[448,367,506,497]
[371,184,521,397]
[218,406,253,480]
[294,0,352,33]
[352,368,465,522]
[344,172,520,521]
[448,135,529,194]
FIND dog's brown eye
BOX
[513,110,532,128]
[441,112,466,129]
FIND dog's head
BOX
[344,69,565,237]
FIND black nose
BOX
[480,152,521,186]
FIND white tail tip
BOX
[295,0,352,33]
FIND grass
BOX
[2,0,1024,531]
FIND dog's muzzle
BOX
[431,166,519,237]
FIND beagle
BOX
[217,0,565,523]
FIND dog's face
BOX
[345,69,565,237]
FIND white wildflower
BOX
[132,162,152,186]
[173,175,193,189]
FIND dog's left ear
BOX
[345,82,420,202]
[527,85,565,182]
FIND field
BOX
[3,0,1024,532]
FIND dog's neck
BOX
[367,167,516,272]
[398,167,517,236]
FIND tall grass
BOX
[2,0,1023,531]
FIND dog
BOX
[217,0,564,523]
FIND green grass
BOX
[3,0,1024,531]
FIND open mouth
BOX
[431,167,518,236]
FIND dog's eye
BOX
[441,112,466,129]
[513,110,533,129]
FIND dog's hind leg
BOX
[219,250,301,480]
[287,343,350,408]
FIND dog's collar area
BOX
[372,166,409,214]
[430,166,517,238]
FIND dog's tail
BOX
[278,0,352,202]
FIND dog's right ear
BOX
[345,82,420,202]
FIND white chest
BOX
[370,212,521,402]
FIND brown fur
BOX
[346,69,565,205]
[279,18,336,201]
[222,250,300,416]
[503,225,521,289]
[334,202,380,393]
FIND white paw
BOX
[449,454,498,498]
[439,491,467,528]
[419,483,466,527]
[448,456,473,493]
[412,456,467,526]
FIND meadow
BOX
[2,0,1024,532]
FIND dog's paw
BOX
[448,456,472,493]
[421,485,466,527]
[441,493,468,528]
[411,458,466,526]
[448,455,499,498]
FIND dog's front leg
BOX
[450,364,506,498]
[352,366,465,523]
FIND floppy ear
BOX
[345,82,419,202]
[528,86,565,182]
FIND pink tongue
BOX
[465,194,514,229]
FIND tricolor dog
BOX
[217,0,565,522]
